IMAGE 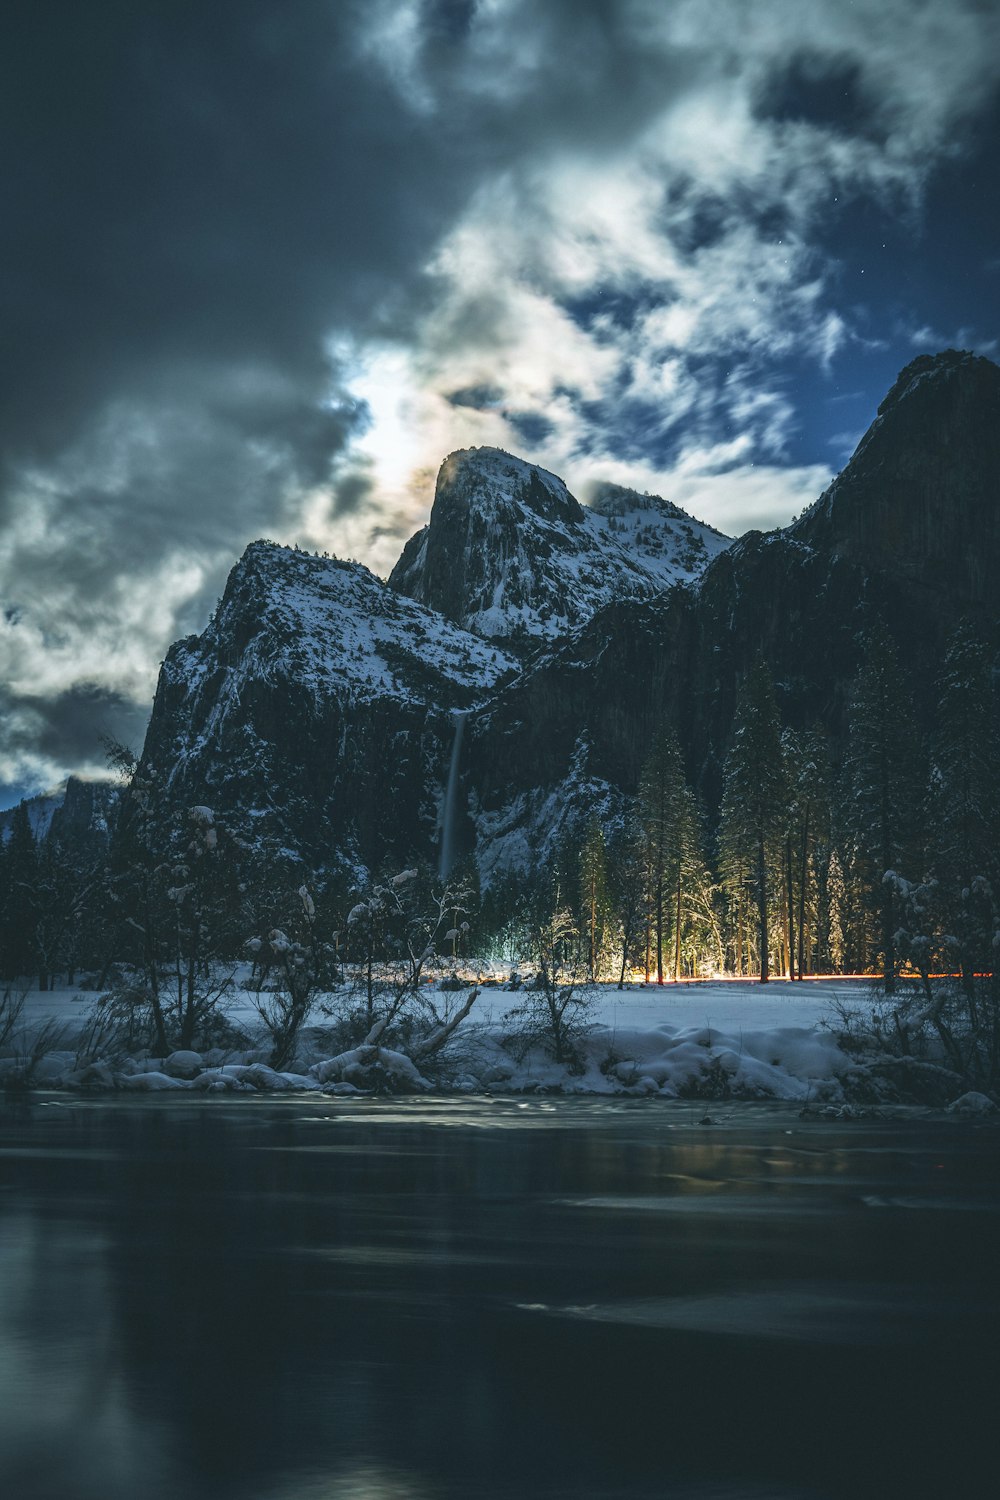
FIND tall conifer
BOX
[927,621,999,994]
[719,659,785,983]
[840,621,922,994]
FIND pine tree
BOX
[638,727,695,983]
[668,780,712,980]
[607,822,646,988]
[577,815,611,981]
[825,847,847,972]
[840,621,922,993]
[33,837,78,990]
[926,621,999,999]
[164,803,246,1049]
[718,659,786,983]
[1,804,39,981]
[718,828,753,976]
[102,743,170,1053]
[0,836,7,978]
[638,733,672,984]
[781,728,831,979]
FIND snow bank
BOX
[946,1091,997,1115]
[5,978,988,1107]
[312,1045,432,1091]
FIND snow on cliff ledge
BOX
[165,541,520,716]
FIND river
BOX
[1,1095,997,1499]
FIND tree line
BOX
[2,617,997,1009]
[482,619,999,998]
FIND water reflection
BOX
[1,1097,998,1499]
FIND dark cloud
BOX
[505,409,555,446]
[0,682,151,777]
[33,684,150,765]
[0,0,690,480]
[328,468,377,519]
[424,0,479,44]
[414,0,694,159]
[0,1,464,472]
[446,384,505,410]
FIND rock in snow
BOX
[946,1091,998,1115]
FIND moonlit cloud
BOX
[1,0,998,795]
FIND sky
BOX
[1,0,999,806]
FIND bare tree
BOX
[248,884,322,1070]
[506,906,592,1071]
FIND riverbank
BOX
[5,977,994,1109]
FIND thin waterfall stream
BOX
[438,709,467,881]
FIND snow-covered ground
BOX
[15,975,862,1033]
[5,977,877,1102]
[476,977,864,1033]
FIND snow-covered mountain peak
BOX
[587,480,688,523]
[390,448,732,651]
[437,447,585,527]
[138,540,522,869]
[183,541,519,713]
[583,481,730,587]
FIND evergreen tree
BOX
[638,728,694,984]
[926,621,999,998]
[164,803,246,1049]
[607,822,646,988]
[638,733,672,984]
[668,780,713,979]
[33,837,78,990]
[781,728,832,978]
[0,835,6,977]
[718,829,754,976]
[825,847,847,972]
[577,815,611,981]
[718,659,785,983]
[1,804,39,981]
[840,622,922,993]
[101,743,170,1052]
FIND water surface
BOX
[1,1096,997,1499]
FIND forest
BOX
[1,617,997,1090]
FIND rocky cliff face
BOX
[133,352,1000,888]
[389,447,729,651]
[137,542,518,872]
[1,777,118,857]
[793,350,1000,610]
[464,351,1000,880]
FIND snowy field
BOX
[2,976,886,1103]
[16,975,866,1036]
[474,977,868,1034]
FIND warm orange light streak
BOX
[624,971,992,985]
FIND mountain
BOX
[0,786,65,845]
[389,447,729,650]
[129,350,1000,890]
[793,349,1000,608]
[0,777,119,854]
[464,351,1000,880]
[137,541,519,871]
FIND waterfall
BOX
[438,710,467,882]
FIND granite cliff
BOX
[120,351,999,885]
